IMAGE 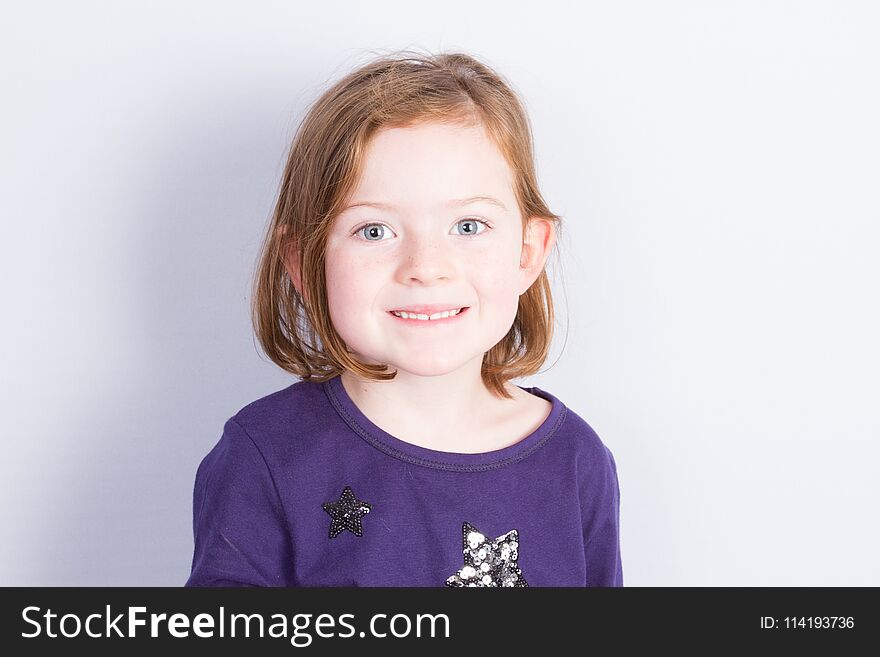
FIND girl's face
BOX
[324,121,549,378]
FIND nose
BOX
[394,230,456,284]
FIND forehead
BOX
[346,122,515,207]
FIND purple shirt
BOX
[185,376,623,587]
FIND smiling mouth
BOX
[387,307,469,323]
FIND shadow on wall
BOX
[29,83,300,585]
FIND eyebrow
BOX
[342,195,508,212]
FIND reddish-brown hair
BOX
[251,48,563,399]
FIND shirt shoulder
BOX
[220,379,336,455]
[544,392,622,586]
[542,389,618,473]
[231,378,323,427]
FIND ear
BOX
[277,224,304,296]
[519,217,557,295]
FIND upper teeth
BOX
[391,308,464,321]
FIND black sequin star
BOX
[322,486,372,538]
[446,521,529,587]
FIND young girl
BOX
[185,49,623,587]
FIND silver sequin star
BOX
[446,521,529,587]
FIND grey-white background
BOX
[2,1,877,586]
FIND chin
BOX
[386,358,468,378]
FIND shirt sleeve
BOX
[583,444,624,587]
[184,418,295,587]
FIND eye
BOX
[353,223,394,242]
[454,217,491,236]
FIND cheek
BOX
[326,266,357,307]
[324,269,369,348]
[325,253,383,318]
[470,248,523,300]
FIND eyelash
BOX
[351,218,493,241]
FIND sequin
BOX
[322,486,372,538]
[446,521,529,587]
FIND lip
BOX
[387,306,470,327]
[386,304,467,315]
